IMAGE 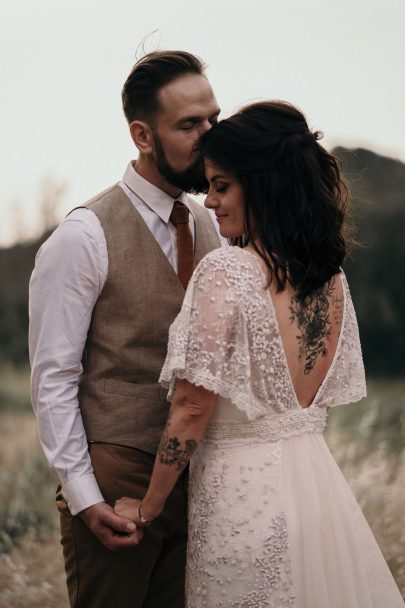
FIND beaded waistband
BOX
[202,406,327,444]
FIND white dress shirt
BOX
[29,162,217,516]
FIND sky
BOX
[1,0,404,246]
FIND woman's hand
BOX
[114,497,143,524]
[114,497,161,526]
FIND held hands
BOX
[79,501,143,551]
[114,497,161,526]
[114,497,143,525]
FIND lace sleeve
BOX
[159,250,267,420]
[315,271,367,408]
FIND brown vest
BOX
[78,184,220,454]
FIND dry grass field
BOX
[0,412,68,607]
[0,369,404,606]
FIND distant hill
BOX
[334,147,405,213]
[0,148,404,376]
[0,231,52,364]
[334,148,405,376]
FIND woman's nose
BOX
[204,192,218,209]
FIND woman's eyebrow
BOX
[209,174,227,183]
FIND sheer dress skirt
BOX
[186,424,404,608]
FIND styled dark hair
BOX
[199,101,349,298]
[122,50,206,125]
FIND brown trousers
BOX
[56,443,187,608]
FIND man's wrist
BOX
[62,473,104,516]
[78,500,106,518]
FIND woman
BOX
[116,101,404,607]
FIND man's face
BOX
[151,74,220,193]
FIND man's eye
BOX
[180,124,194,131]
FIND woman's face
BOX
[204,160,245,238]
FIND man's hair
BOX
[122,50,206,125]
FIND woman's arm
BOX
[115,379,216,523]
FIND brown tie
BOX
[170,201,194,289]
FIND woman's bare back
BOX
[271,274,344,407]
[246,248,344,408]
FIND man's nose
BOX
[199,119,213,135]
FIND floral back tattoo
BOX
[289,278,337,375]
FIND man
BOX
[29,50,221,607]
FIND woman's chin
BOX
[220,228,243,239]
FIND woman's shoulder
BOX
[191,247,265,307]
[196,244,235,266]
[196,246,264,280]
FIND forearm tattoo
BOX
[158,428,197,471]
[289,278,336,374]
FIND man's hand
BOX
[79,501,143,551]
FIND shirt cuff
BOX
[62,473,105,516]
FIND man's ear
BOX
[130,120,154,154]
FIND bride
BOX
[115,101,404,607]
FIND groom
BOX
[29,50,220,607]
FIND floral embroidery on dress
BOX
[186,443,295,608]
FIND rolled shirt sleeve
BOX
[29,208,107,515]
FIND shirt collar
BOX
[122,161,190,224]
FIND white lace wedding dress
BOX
[160,247,404,608]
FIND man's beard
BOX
[153,132,208,194]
